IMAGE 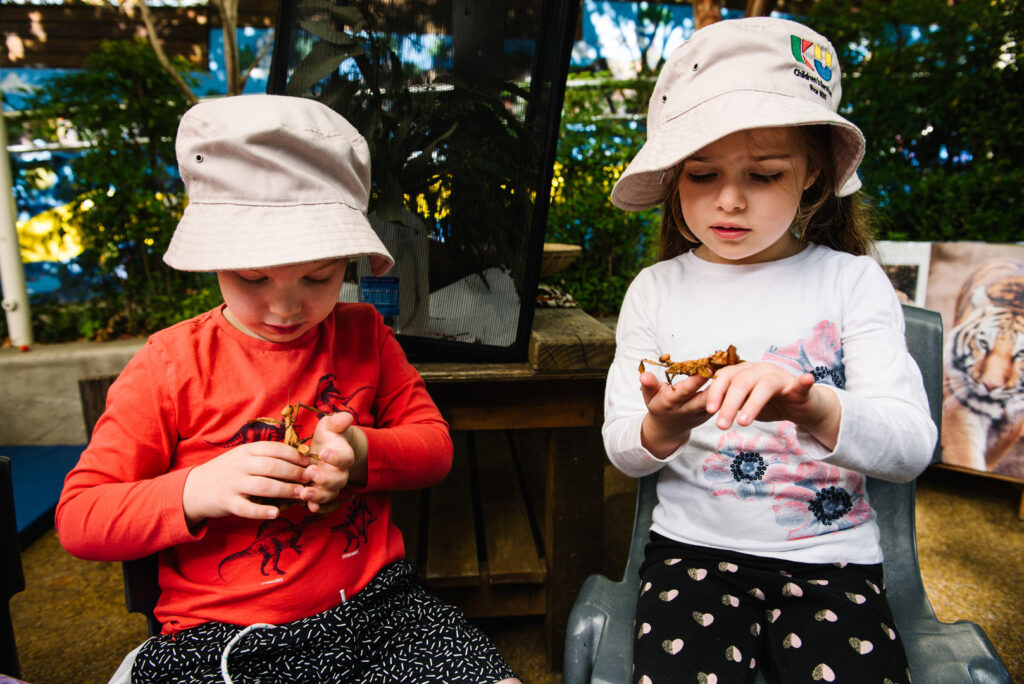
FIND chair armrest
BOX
[564,573,638,684]
[898,616,1011,683]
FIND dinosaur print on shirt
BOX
[218,515,323,579]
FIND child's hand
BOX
[302,411,369,513]
[705,362,841,449]
[639,370,713,459]
[182,441,315,526]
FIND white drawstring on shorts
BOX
[220,622,277,684]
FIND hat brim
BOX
[611,90,866,211]
[163,202,395,276]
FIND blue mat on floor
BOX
[1,444,84,546]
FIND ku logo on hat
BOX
[791,35,834,82]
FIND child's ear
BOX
[803,167,822,190]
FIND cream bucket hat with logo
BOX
[611,16,865,212]
[164,94,394,275]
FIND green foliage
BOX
[25,285,223,344]
[806,0,1024,242]
[546,1,1023,318]
[6,2,1021,343]
[13,39,221,342]
[544,75,660,316]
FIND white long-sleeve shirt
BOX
[603,244,936,564]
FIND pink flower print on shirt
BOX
[772,461,871,540]
[703,423,804,500]
[764,320,845,388]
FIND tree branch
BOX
[120,0,199,106]
[240,35,274,92]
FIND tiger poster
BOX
[924,241,1024,481]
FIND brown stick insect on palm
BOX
[639,345,742,385]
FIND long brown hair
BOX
[657,126,876,261]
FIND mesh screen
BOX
[269,0,577,360]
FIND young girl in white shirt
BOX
[602,17,936,684]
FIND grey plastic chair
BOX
[564,304,1012,684]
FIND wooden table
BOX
[401,307,615,669]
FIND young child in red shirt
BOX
[57,94,521,684]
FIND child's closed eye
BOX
[686,172,716,184]
[237,274,267,287]
[750,171,784,184]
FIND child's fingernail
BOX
[739,413,749,424]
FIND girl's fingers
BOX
[639,372,662,404]
[717,381,777,429]
[708,364,790,428]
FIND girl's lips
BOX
[710,226,750,240]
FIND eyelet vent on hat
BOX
[195,154,204,163]
[661,94,667,103]
[692,63,700,71]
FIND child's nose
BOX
[716,182,746,212]
[268,291,302,317]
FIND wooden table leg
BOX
[544,424,604,670]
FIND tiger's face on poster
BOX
[941,259,1024,473]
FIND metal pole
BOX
[0,111,33,348]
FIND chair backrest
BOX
[1,455,26,677]
[898,303,943,465]
[123,554,161,636]
[627,303,942,616]
[865,303,943,624]
[79,375,162,637]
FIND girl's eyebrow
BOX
[687,152,793,163]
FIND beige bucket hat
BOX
[611,17,865,212]
[164,94,394,275]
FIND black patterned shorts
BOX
[633,534,910,684]
[131,561,518,683]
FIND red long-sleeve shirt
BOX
[57,303,452,634]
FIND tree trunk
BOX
[692,0,724,29]
[215,0,241,96]
[745,0,776,17]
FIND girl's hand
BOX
[302,411,369,513]
[705,362,841,449]
[182,441,313,526]
[639,371,713,459]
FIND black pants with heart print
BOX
[632,533,911,684]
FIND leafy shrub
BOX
[544,75,660,316]
[7,39,220,343]
[806,0,1024,242]
[545,1,1023,321]
[5,2,1021,343]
